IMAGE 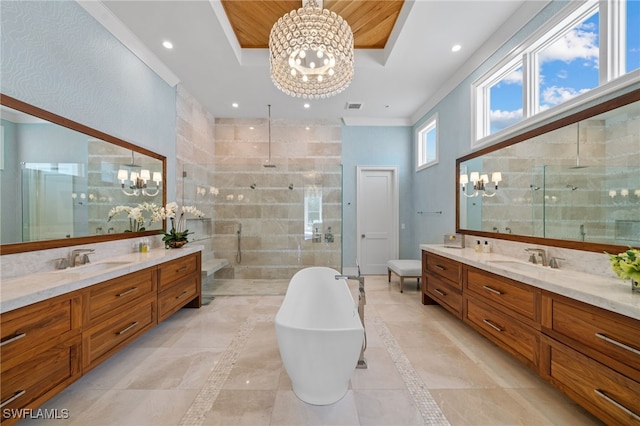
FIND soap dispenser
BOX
[482,240,491,253]
[475,240,482,253]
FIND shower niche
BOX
[457,91,640,250]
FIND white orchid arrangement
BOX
[159,202,205,245]
[107,202,162,232]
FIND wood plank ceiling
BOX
[220,0,404,49]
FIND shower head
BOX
[530,185,540,191]
[250,183,256,189]
[288,183,294,190]
[566,185,578,191]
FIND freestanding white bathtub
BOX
[275,266,364,405]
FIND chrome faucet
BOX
[71,248,95,267]
[525,248,547,266]
[335,260,367,369]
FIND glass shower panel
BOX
[183,163,342,281]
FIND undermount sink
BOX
[486,260,553,274]
[58,261,132,275]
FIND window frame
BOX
[472,0,638,148]
[415,113,439,171]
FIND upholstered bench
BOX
[387,259,422,293]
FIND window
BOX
[536,7,599,113]
[627,0,640,73]
[473,0,638,144]
[416,114,438,170]
[488,63,523,135]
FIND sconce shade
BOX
[117,169,129,182]
[153,172,162,184]
[459,174,469,185]
[140,169,151,182]
[470,172,480,183]
[491,172,502,183]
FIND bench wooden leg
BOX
[400,277,404,293]
[388,268,391,282]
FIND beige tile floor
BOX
[24,276,602,425]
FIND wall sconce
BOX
[117,167,162,197]
[460,171,502,197]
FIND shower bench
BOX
[387,259,422,293]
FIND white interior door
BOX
[356,167,398,274]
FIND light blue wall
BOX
[341,125,413,268]
[0,1,176,200]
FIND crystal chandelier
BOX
[269,0,354,99]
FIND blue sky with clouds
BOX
[489,1,639,134]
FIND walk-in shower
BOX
[182,162,342,295]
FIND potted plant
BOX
[160,202,205,248]
[608,248,640,293]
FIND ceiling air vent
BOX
[345,102,363,110]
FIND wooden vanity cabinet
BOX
[0,294,82,425]
[540,292,640,424]
[422,251,463,318]
[463,267,541,370]
[157,254,201,322]
[0,251,202,423]
[82,268,157,371]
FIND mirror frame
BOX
[456,88,640,254]
[1,94,167,255]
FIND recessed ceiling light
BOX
[249,126,255,130]
[451,44,461,52]
[303,103,310,109]
[305,126,310,130]
[232,103,239,108]
[162,40,173,49]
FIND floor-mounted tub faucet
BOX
[335,260,367,369]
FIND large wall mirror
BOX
[1,94,166,254]
[457,89,639,254]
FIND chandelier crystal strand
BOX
[269,0,354,99]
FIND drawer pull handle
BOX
[482,285,503,295]
[176,266,188,273]
[482,319,504,332]
[0,390,26,408]
[117,287,139,297]
[434,265,445,271]
[595,333,640,356]
[176,291,189,300]
[116,321,139,335]
[0,332,26,347]
[433,288,446,296]
[594,389,640,421]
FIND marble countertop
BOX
[420,244,640,321]
[0,245,203,314]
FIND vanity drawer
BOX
[465,267,539,324]
[82,294,156,370]
[426,274,462,318]
[465,296,539,368]
[158,254,199,291]
[1,294,81,370]
[425,253,462,289]
[86,268,156,324]
[158,275,198,322]
[1,335,81,424]
[542,293,640,381]
[542,336,640,425]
